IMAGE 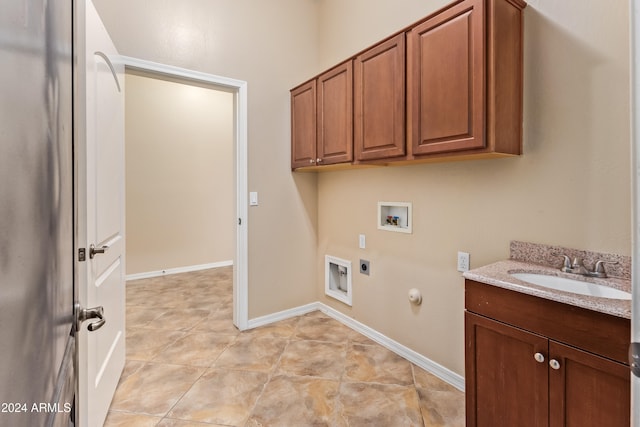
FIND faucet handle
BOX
[558,254,572,272]
[571,257,584,268]
[590,260,618,278]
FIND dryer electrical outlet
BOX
[360,259,370,275]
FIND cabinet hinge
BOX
[78,248,86,262]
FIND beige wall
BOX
[316,0,630,376]
[93,0,320,316]
[317,0,450,67]
[125,71,235,275]
[94,0,631,377]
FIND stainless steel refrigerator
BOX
[0,0,75,426]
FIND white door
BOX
[75,2,126,426]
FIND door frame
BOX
[119,56,249,330]
[632,0,640,423]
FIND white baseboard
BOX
[246,302,465,392]
[318,304,465,392]
[246,302,322,329]
[126,260,234,281]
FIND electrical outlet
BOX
[360,259,370,275]
[457,251,470,272]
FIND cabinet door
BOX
[466,312,549,427]
[291,80,317,169]
[548,341,630,427]
[408,0,484,156]
[317,61,353,165]
[354,33,405,161]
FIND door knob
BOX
[89,244,109,259]
[76,304,106,332]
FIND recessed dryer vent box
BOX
[325,255,352,306]
[378,202,412,233]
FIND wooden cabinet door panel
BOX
[291,80,317,169]
[317,61,353,165]
[486,0,525,155]
[466,312,549,427]
[548,341,630,427]
[408,0,484,156]
[354,33,405,161]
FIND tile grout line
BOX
[241,319,302,426]
[122,271,237,425]
[410,363,427,427]
[155,296,241,425]
[334,336,351,427]
[109,267,464,426]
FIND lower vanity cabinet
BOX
[466,312,549,427]
[548,341,629,426]
[465,280,630,427]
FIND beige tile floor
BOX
[105,267,465,427]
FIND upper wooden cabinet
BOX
[354,33,406,162]
[408,0,525,158]
[408,0,484,156]
[291,61,353,170]
[291,0,526,170]
[291,80,317,169]
[317,61,353,166]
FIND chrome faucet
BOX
[559,254,617,278]
[590,260,618,278]
[559,255,588,275]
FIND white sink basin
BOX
[510,272,631,300]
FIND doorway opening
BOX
[121,57,248,330]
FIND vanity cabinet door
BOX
[291,80,317,169]
[548,341,630,427]
[465,312,549,427]
[407,0,484,156]
[354,33,406,161]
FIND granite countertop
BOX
[463,259,631,319]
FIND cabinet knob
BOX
[534,353,545,363]
[549,359,561,370]
[309,159,315,164]
[316,158,323,163]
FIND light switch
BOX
[359,234,366,249]
[249,192,258,206]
